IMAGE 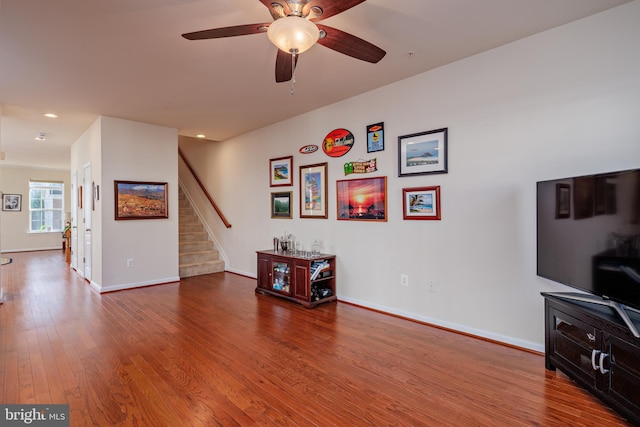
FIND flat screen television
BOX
[536,168,640,335]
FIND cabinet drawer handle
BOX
[599,352,610,374]
[591,349,601,371]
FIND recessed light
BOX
[196,134,206,139]
[44,113,58,118]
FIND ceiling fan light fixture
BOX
[267,16,319,54]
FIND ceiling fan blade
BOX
[303,0,366,22]
[275,49,298,82]
[316,24,385,63]
[259,0,291,20]
[182,23,269,40]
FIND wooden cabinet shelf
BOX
[256,250,337,308]
[542,292,640,424]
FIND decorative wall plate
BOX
[299,144,319,154]
[322,128,354,158]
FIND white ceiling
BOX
[0,0,631,170]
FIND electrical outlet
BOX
[401,274,409,287]
[127,258,134,267]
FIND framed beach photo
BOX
[271,191,292,219]
[114,181,168,220]
[398,128,448,177]
[2,194,21,211]
[336,176,387,221]
[300,162,328,219]
[402,186,441,220]
[270,156,293,187]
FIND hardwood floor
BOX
[0,250,632,426]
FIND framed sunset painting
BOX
[336,177,387,221]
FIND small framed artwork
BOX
[398,128,448,177]
[115,181,168,220]
[367,122,384,153]
[336,176,387,221]
[271,191,292,219]
[403,186,441,220]
[300,162,328,219]
[555,183,571,219]
[2,194,22,211]
[270,156,293,187]
[594,177,607,216]
[573,176,594,220]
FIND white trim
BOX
[94,276,181,293]
[338,295,544,353]
[226,267,255,278]
[2,246,61,252]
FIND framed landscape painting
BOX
[398,128,448,177]
[270,156,293,187]
[114,181,168,220]
[336,176,387,221]
[402,186,441,220]
[271,191,292,219]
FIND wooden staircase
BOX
[179,188,225,278]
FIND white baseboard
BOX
[1,246,61,253]
[338,295,544,353]
[95,276,181,293]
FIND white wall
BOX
[72,116,179,292]
[0,166,71,252]
[180,1,640,351]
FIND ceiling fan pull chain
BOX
[291,52,297,95]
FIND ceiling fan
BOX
[182,0,386,83]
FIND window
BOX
[29,181,64,232]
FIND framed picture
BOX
[398,128,448,177]
[114,181,168,220]
[270,156,293,187]
[300,162,328,218]
[594,177,607,216]
[555,183,571,219]
[573,176,594,220]
[367,122,384,153]
[2,194,21,211]
[271,191,292,219]
[402,186,441,220]
[336,176,387,221]
[606,183,617,215]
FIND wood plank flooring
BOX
[0,250,632,426]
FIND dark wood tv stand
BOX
[542,292,640,424]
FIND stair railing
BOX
[178,148,232,229]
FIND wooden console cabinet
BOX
[256,250,337,308]
[542,292,640,424]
